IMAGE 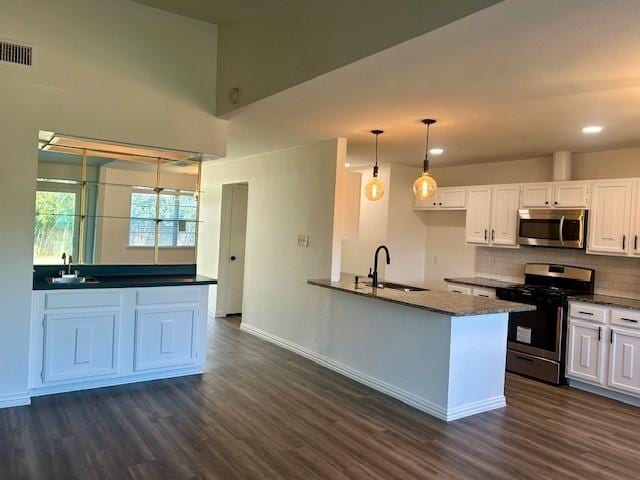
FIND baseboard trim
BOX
[568,379,640,407]
[0,392,31,409]
[240,323,502,422]
[30,367,204,398]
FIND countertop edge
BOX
[308,279,534,317]
[569,294,640,311]
[33,276,217,291]
[444,277,521,289]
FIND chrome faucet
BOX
[371,245,391,288]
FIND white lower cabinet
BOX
[30,286,208,395]
[446,283,496,298]
[608,327,640,396]
[43,310,120,383]
[134,307,198,371]
[567,301,640,401]
[566,319,607,385]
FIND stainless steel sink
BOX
[365,281,428,292]
[46,276,99,284]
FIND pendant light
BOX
[364,129,385,202]
[413,119,438,201]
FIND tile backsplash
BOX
[476,247,640,299]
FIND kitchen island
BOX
[306,279,534,421]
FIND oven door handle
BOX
[559,215,565,246]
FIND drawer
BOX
[569,302,608,324]
[611,308,640,330]
[447,284,472,295]
[472,287,496,299]
[136,286,200,306]
[45,291,121,310]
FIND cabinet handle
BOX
[598,327,602,341]
[545,201,549,205]
[623,235,626,250]
[515,355,534,363]
[491,229,495,241]
[554,201,558,205]
[635,235,638,251]
[478,294,490,298]
[620,318,639,323]
[578,311,594,316]
[610,330,614,344]
[484,229,488,241]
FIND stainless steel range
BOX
[496,263,595,384]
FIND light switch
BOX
[297,234,310,247]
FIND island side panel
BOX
[317,290,454,418]
[446,313,509,420]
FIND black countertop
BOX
[33,264,217,291]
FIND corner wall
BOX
[197,139,341,348]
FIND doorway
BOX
[217,183,248,317]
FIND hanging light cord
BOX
[423,122,431,174]
[371,129,383,178]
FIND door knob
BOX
[230,255,237,261]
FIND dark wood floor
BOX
[2,318,640,479]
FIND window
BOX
[34,188,79,264]
[129,188,197,247]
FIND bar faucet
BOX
[371,245,391,288]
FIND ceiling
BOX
[133,0,291,24]
[220,0,640,168]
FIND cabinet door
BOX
[521,183,552,208]
[608,327,640,396]
[465,187,491,244]
[414,188,439,209]
[43,310,119,383]
[438,187,466,209]
[566,319,606,385]
[553,182,589,208]
[134,307,198,371]
[588,181,632,255]
[490,185,520,246]
[631,181,640,256]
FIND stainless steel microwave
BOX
[518,209,587,249]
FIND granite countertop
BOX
[33,274,217,291]
[444,277,522,289]
[308,279,534,317]
[570,294,640,311]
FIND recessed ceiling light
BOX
[582,125,603,134]
[429,148,444,155]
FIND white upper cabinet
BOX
[414,187,466,210]
[438,187,466,209]
[465,185,519,247]
[520,181,589,208]
[491,185,520,246]
[521,183,553,208]
[465,187,492,244]
[630,181,640,256]
[588,180,633,255]
[553,181,590,208]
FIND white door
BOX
[134,307,198,371]
[631,181,640,256]
[566,319,607,385]
[608,328,640,395]
[588,181,632,255]
[465,187,492,244]
[438,188,466,209]
[521,183,553,208]
[43,310,120,383]
[553,182,589,208]
[490,185,520,246]
[222,184,248,315]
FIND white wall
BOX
[0,0,224,405]
[197,139,340,346]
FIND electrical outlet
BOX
[297,234,310,247]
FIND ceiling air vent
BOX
[0,39,34,67]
